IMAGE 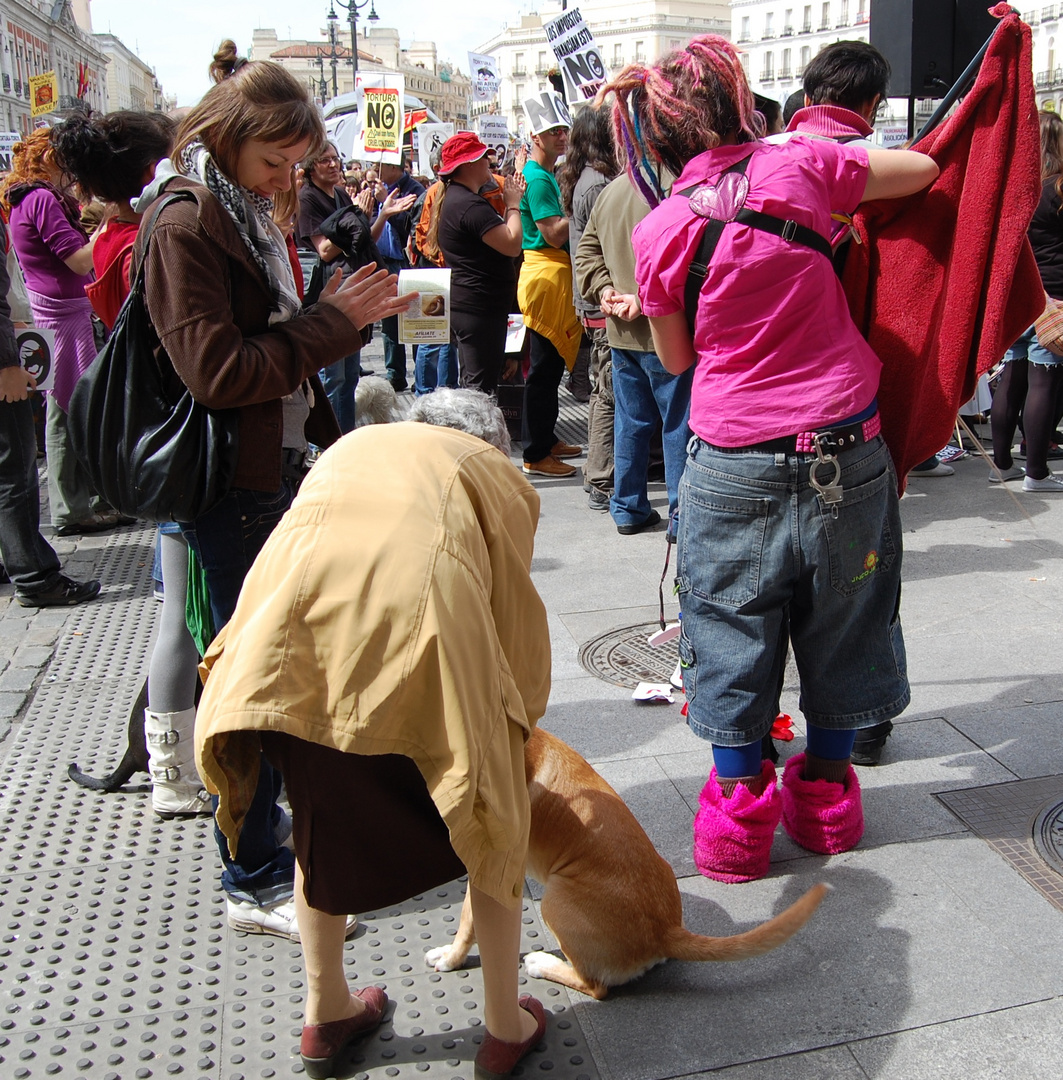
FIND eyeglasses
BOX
[542,127,567,137]
[318,156,342,165]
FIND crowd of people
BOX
[0,23,1047,1080]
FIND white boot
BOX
[144,708,211,817]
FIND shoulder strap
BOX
[679,153,833,335]
[681,156,752,336]
[128,190,196,296]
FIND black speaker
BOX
[870,0,1000,98]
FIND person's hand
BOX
[379,188,417,220]
[317,262,419,330]
[355,188,376,217]
[513,145,528,174]
[0,365,36,402]
[600,287,642,321]
[503,172,526,209]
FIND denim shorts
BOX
[1006,325,1063,368]
[676,435,910,746]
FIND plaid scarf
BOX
[181,141,300,324]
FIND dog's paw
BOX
[522,950,556,980]
[424,945,461,972]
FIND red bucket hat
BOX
[437,131,489,177]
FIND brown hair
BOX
[0,128,55,207]
[300,141,341,183]
[173,60,326,183]
[210,39,250,85]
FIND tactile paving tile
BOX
[221,881,599,1079]
[937,775,1063,913]
[0,852,224,1033]
[42,530,157,685]
[0,1005,221,1080]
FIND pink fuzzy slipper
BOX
[693,760,781,883]
[781,753,864,855]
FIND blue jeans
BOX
[381,257,409,390]
[676,435,909,746]
[320,351,360,434]
[415,342,458,394]
[0,397,62,594]
[610,348,692,527]
[179,480,298,904]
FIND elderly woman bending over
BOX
[195,391,551,1080]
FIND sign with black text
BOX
[543,7,608,102]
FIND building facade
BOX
[94,31,163,112]
[251,26,472,126]
[1027,6,1063,112]
[0,0,106,134]
[476,0,731,133]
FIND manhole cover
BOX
[1033,798,1063,876]
[578,621,680,689]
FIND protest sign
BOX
[29,72,58,118]
[398,268,452,344]
[354,73,405,165]
[19,328,55,391]
[416,123,453,178]
[478,116,511,167]
[0,132,19,172]
[543,7,608,102]
[468,52,501,101]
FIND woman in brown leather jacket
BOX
[136,55,410,942]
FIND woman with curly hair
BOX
[0,128,130,537]
[608,35,937,882]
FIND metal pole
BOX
[350,8,359,81]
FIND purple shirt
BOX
[633,137,876,446]
[9,187,92,300]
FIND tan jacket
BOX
[196,423,552,908]
[574,174,655,353]
[136,177,349,491]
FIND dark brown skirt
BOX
[260,731,465,916]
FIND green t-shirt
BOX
[520,159,567,252]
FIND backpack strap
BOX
[678,152,833,336]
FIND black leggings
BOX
[452,307,509,395]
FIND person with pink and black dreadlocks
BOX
[603,36,938,883]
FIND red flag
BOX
[404,109,428,133]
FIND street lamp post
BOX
[315,54,329,106]
[329,0,379,83]
[326,10,340,98]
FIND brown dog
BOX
[425,728,828,999]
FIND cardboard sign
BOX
[521,91,571,136]
[398,268,451,343]
[468,51,501,102]
[19,327,55,391]
[354,73,405,164]
[0,132,19,173]
[416,123,453,178]
[879,126,908,148]
[543,7,608,103]
[29,72,58,118]
[478,116,511,168]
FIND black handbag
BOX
[67,193,239,523]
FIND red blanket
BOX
[843,5,1043,485]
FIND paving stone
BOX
[10,646,52,669]
[0,667,38,692]
[0,690,27,718]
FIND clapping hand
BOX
[318,262,418,330]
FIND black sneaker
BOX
[17,576,101,608]
[851,720,894,766]
[588,488,610,511]
[616,509,662,535]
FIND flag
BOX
[404,109,428,133]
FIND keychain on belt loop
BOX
[809,432,843,514]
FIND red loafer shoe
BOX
[475,994,547,1080]
[300,986,388,1079]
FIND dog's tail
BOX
[67,750,146,792]
[666,883,830,963]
